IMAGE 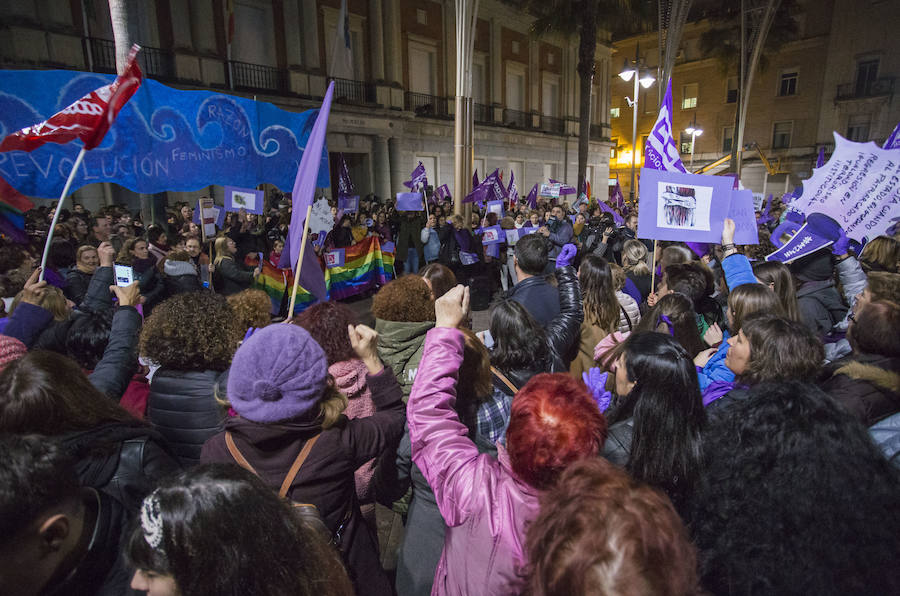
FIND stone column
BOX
[373,135,391,201]
[383,0,402,84]
[302,0,320,70]
[369,0,385,81]
[490,18,502,108]
[283,0,303,67]
[388,137,405,198]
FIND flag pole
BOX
[650,239,659,294]
[40,146,87,281]
[287,204,314,316]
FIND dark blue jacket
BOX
[506,274,560,328]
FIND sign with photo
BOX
[487,200,505,217]
[224,186,264,214]
[324,249,345,268]
[480,225,504,245]
[308,197,335,234]
[505,228,521,245]
[539,183,562,198]
[637,168,735,243]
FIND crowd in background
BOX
[0,186,898,596]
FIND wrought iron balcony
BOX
[330,77,376,104]
[405,92,450,118]
[87,38,175,79]
[473,103,493,124]
[835,77,894,101]
[229,61,287,93]
[541,114,566,135]
[503,108,531,128]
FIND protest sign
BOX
[480,225,503,245]
[766,213,840,263]
[307,197,334,234]
[224,186,264,214]
[193,199,225,236]
[338,195,359,212]
[636,167,734,243]
[727,189,760,245]
[396,192,424,211]
[505,228,521,245]
[324,249,345,268]
[792,132,900,241]
[752,193,765,211]
[539,183,561,197]
[460,251,479,265]
[487,200,504,217]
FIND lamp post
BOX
[619,44,655,202]
[685,116,703,172]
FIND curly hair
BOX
[688,381,900,595]
[140,292,240,371]
[227,289,272,335]
[371,275,435,322]
[525,458,698,596]
[292,302,358,365]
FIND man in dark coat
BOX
[506,233,559,327]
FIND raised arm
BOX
[89,282,143,400]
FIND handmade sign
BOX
[192,199,225,235]
[460,251,480,266]
[487,200,504,217]
[766,213,840,263]
[636,167,735,243]
[504,228,521,245]
[0,69,330,198]
[791,132,900,241]
[224,186,264,214]
[324,249,345,268]
[727,189,760,245]
[539,183,561,198]
[307,197,334,234]
[396,192,424,211]
[338,195,359,212]
[480,225,503,245]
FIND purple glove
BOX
[831,226,850,256]
[582,368,612,413]
[556,243,577,268]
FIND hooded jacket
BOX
[820,353,900,426]
[409,328,540,595]
[375,318,435,399]
[163,260,201,296]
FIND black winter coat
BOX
[819,353,900,426]
[146,369,227,466]
[64,268,93,305]
[213,257,255,296]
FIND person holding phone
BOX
[212,237,260,296]
[116,239,165,315]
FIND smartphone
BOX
[476,330,495,349]
[114,264,134,287]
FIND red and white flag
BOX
[0,45,143,153]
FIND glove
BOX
[582,368,612,413]
[831,226,850,256]
[555,243,577,269]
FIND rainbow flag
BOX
[325,236,395,300]
[253,260,317,316]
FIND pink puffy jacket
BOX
[408,327,540,595]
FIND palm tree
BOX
[522,0,651,193]
[108,0,139,75]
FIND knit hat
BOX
[0,336,26,371]
[227,324,329,423]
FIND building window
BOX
[779,71,798,96]
[847,115,870,142]
[610,107,620,118]
[680,132,693,154]
[723,126,734,153]
[726,77,738,103]
[610,138,618,159]
[772,121,792,149]
[416,8,427,25]
[856,59,879,96]
[681,83,698,109]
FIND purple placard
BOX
[396,192,424,211]
[727,189,760,245]
[312,230,327,248]
[338,195,360,213]
[381,241,395,254]
[480,225,504,245]
[636,168,735,243]
[504,228,521,244]
[765,222,832,264]
[324,248,345,268]
[486,200,504,217]
[519,226,538,236]
[224,186,265,214]
[460,251,480,265]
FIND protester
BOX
[201,323,405,596]
[858,235,900,273]
[570,255,620,378]
[126,464,354,596]
[185,236,210,286]
[421,213,441,265]
[538,205,573,268]
[162,249,202,296]
[524,458,698,596]
[140,291,239,465]
[609,262,641,333]
[146,225,170,264]
[64,244,99,304]
[118,238,166,313]
[227,288,272,336]
[419,262,457,300]
[688,381,900,595]
[752,259,802,321]
[212,236,260,296]
[621,238,652,301]
[439,214,479,282]
[506,233,560,327]
[397,212,426,275]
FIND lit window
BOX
[681,83,698,109]
[779,71,798,96]
[610,107,620,118]
[772,121,792,149]
[680,132,693,154]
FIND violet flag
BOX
[507,170,518,206]
[434,183,451,201]
[403,162,427,189]
[643,78,687,173]
[883,122,900,150]
[337,152,354,197]
[816,146,825,168]
[280,81,334,302]
[525,183,538,209]
[611,179,625,209]
[279,232,327,302]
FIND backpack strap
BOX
[225,431,257,474]
[619,303,633,331]
[278,434,321,498]
[491,366,519,395]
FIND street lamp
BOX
[619,44,655,202]
[685,116,703,171]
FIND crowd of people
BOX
[0,187,898,596]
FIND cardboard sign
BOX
[307,197,334,234]
[338,195,359,213]
[792,132,900,240]
[539,183,561,198]
[224,186,264,214]
[480,225,504,245]
[505,228,521,245]
[487,200,504,217]
[324,249,345,268]
[396,192,425,211]
[727,190,760,245]
[636,168,735,243]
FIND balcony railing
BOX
[836,77,894,100]
[503,108,531,128]
[473,103,493,124]
[230,61,287,93]
[590,124,606,140]
[330,77,376,104]
[405,92,449,118]
[541,114,566,135]
[88,38,175,79]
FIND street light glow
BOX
[619,69,635,82]
[639,74,655,88]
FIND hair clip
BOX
[657,314,675,336]
[140,491,165,551]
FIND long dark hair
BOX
[0,350,137,434]
[608,332,705,508]
[126,464,354,596]
[489,299,549,372]
[634,293,706,358]
[579,255,620,334]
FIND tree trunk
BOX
[108,0,137,75]
[576,3,598,194]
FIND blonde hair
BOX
[318,382,349,429]
[609,263,627,291]
[213,236,232,266]
[10,286,69,321]
[621,240,651,276]
[76,245,97,263]
[859,236,900,273]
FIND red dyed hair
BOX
[292,302,358,365]
[506,373,607,490]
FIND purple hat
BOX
[227,324,329,423]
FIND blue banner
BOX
[0,69,330,198]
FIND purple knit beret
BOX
[227,324,329,423]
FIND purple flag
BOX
[757,194,775,225]
[396,192,424,211]
[525,183,538,208]
[766,221,832,263]
[473,169,479,190]
[643,78,687,174]
[816,146,825,168]
[337,152,354,197]
[434,183,451,201]
[507,170,518,206]
[403,162,427,189]
[884,122,900,150]
[598,201,624,225]
[281,81,333,301]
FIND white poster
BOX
[655,182,713,231]
[308,197,334,234]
